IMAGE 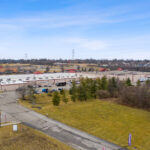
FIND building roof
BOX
[0,73,76,85]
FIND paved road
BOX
[0,92,127,150]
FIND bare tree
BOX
[17,86,28,100]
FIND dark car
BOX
[56,82,66,86]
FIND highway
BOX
[0,92,127,150]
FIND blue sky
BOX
[0,0,150,59]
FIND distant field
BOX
[20,94,150,150]
[0,124,74,150]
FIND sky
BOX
[0,0,150,60]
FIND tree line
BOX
[51,76,150,110]
[18,77,150,110]
[1,58,150,72]
[68,77,150,110]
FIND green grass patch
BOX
[20,93,150,150]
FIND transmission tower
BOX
[72,49,75,60]
[25,53,28,60]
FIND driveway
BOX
[0,92,127,150]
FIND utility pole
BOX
[72,49,75,68]
[25,53,28,60]
[72,49,75,61]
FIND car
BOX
[50,89,57,92]
[56,82,66,86]
[76,81,80,84]
[58,88,63,91]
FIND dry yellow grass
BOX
[0,124,74,150]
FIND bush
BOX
[60,89,64,95]
[96,90,110,99]
[71,94,76,102]
[119,86,150,109]
[62,91,68,103]
[52,92,60,106]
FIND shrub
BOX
[60,89,64,95]
[62,91,68,104]
[125,78,132,86]
[71,94,76,102]
[96,90,110,99]
[119,86,150,109]
[52,92,60,106]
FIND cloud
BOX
[0,15,113,30]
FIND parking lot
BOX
[0,71,150,91]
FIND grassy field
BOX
[0,124,74,150]
[20,93,150,150]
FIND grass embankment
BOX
[0,124,74,150]
[20,94,150,150]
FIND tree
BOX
[125,78,132,86]
[28,85,36,104]
[60,89,65,95]
[90,80,97,98]
[101,76,108,90]
[52,91,60,106]
[45,65,50,73]
[146,79,150,86]
[62,91,68,103]
[136,80,141,86]
[70,80,77,102]
[96,78,101,90]
[71,94,76,102]
[108,77,118,97]
[77,85,87,101]
[17,86,27,100]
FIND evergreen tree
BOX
[62,91,68,103]
[101,76,108,90]
[77,85,87,101]
[136,80,141,86]
[146,79,150,85]
[125,78,132,86]
[60,89,64,95]
[70,80,77,102]
[96,78,101,90]
[90,80,97,98]
[108,77,117,97]
[52,91,60,106]
[71,94,76,102]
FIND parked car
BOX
[42,88,48,93]
[58,88,63,91]
[50,89,57,92]
[56,82,66,86]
